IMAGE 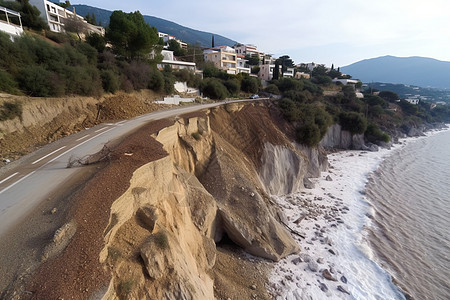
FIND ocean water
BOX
[366,129,450,300]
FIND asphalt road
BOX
[0,100,257,237]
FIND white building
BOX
[332,79,360,85]
[234,44,264,60]
[158,50,196,71]
[0,6,23,38]
[29,0,104,36]
[258,64,294,81]
[237,55,250,74]
[204,46,238,74]
[158,32,187,49]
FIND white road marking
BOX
[116,120,127,125]
[95,127,108,133]
[0,171,35,195]
[0,172,18,185]
[31,146,66,165]
[0,127,116,196]
[76,135,90,141]
[47,127,116,164]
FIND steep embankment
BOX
[9,101,331,299]
[0,90,164,163]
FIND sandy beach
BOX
[268,126,450,299]
[268,143,410,299]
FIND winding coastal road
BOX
[0,99,259,237]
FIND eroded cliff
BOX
[97,102,329,299]
[15,101,329,300]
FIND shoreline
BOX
[268,126,450,299]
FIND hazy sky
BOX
[74,0,450,67]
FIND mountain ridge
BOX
[341,55,450,89]
[71,4,237,47]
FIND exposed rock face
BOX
[259,143,307,195]
[320,124,365,150]
[99,103,327,299]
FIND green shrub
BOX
[264,84,280,95]
[101,69,119,93]
[148,70,165,92]
[339,111,367,134]
[241,76,259,93]
[18,66,55,96]
[365,123,390,143]
[85,33,106,53]
[296,123,321,147]
[0,101,22,121]
[45,31,70,44]
[200,78,229,100]
[276,77,303,92]
[0,69,19,94]
[224,78,240,96]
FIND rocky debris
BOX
[303,177,315,189]
[42,221,77,262]
[322,269,337,281]
[340,275,348,283]
[325,175,333,181]
[308,261,319,272]
[337,285,351,295]
[320,282,328,292]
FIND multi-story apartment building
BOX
[158,32,187,50]
[203,46,238,74]
[258,64,295,81]
[0,6,23,38]
[234,44,264,60]
[237,55,251,74]
[29,0,104,36]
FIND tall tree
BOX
[277,55,294,74]
[106,10,160,60]
[273,60,280,80]
[211,35,215,48]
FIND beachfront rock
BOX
[317,258,324,264]
[325,175,333,181]
[303,178,315,189]
[291,257,302,265]
[337,285,351,295]
[340,275,348,283]
[320,282,328,292]
[300,253,312,262]
[328,249,336,255]
[322,269,337,281]
[308,261,319,272]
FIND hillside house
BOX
[0,6,23,38]
[237,55,251,74]
[258,64,294,81]
[29,0,104,36]
[234,44,264,60]
[158,32,187,49]
[332,78,359,85]
[204,46,238,74]
[157,50,196,71]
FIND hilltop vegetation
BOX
[1,3,450,150]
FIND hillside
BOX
[71,4,237,47]
[341,56,450,89]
